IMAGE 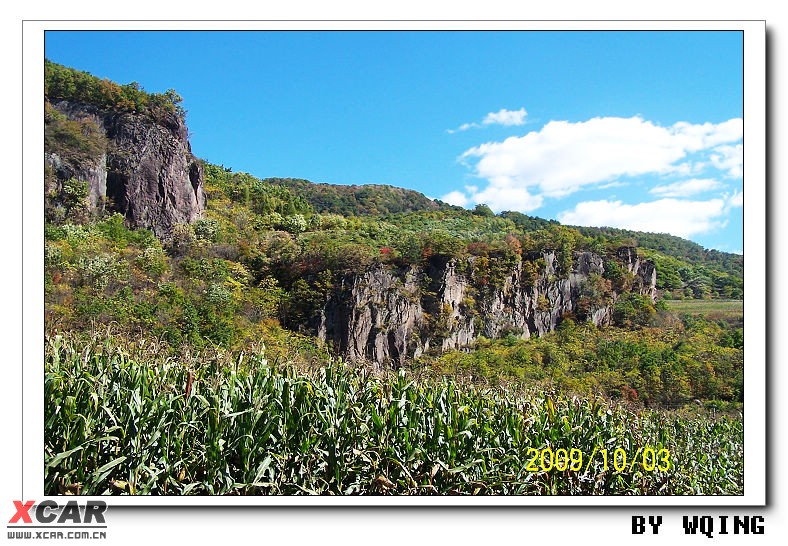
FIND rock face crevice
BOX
[45,99,205,238]
[318,250,657,367]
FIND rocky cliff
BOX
[317,250,657,367]
[45,99,205,238]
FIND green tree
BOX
[612,293,656,328]
[472,203,495,217]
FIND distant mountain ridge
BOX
[264,177,457,216]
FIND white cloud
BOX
[597,181,627,190]
[710,143,743,178]
[469,186,543,212]
[671,119,743,151]
[452,115,743,205]
[439,185,543,212]
[650,178,723,198]
[727,189,743,208]
[448,107,527,133]
[669,161,707,177]
[557,197,731,239]
[483,108,527,127]
[447,122,478,134]
[441,190,470,207]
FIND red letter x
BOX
[9,501,35,523]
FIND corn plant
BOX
[44,332,744,496]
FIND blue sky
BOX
[44,30,744,252]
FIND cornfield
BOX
[45,332,743,495]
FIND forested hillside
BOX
[574,226,743,299]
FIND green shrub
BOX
[77,253,127,290]
[193,218,221,242]
[613,293,657,328]
[135,246,168,278]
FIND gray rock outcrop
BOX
[318,250,657,367]
[45,99,205,238]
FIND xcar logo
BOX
[7,501,108,540]
[10,499,108,525]
[9,500,106,525]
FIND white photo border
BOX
[22,19,766,507]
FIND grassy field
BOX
[665,299,743,326]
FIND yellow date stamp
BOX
[524,446,671,473]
